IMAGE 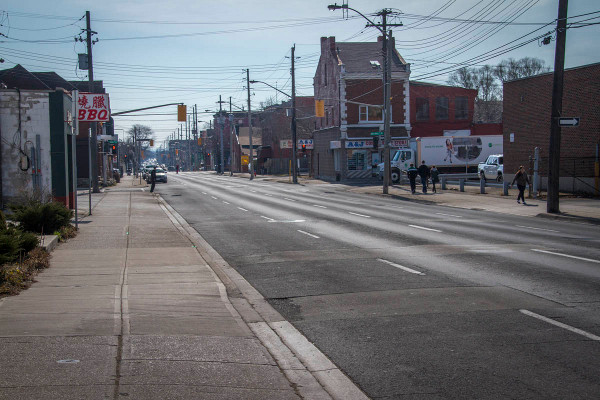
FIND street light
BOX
[328,4,401,194]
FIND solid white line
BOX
[261,216,275,221]
[409,224,442,233]
[297,230,320,239]
[516,225,559,233]
[313,205,327,208]
[237,207,248,211]
[264,194,273,197]
[222,201,230,204]
[348,212,371,218]
[377,259,425,275]
[250,190,257,193]
[531,249,600,264]
[211,196,218,200]
[435,212,462,218]
[284,198,296,202]
[520,309,600,341]
[202,192,207,195]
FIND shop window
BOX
[416,98,429,121]
[435,97,449,120]
[348,150,368,170]
[455,96,468,120]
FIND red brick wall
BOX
[503,63,600,177]
[410,83,478,137]
[345,79,405,124]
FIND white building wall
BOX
[0,90,52,202]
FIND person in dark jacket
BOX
[511,165,530,205]
[417,160,429,193]
[150,166,157,193]
[430,166,440,193]
[407,163,418,194]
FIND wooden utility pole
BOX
[247,69,254,180]
[547,0,569,213]
[85,11,99,193]
[291,44,298,184]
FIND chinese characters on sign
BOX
[77,93,110,122]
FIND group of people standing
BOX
[404,160,530,205]
[406,161,439,194]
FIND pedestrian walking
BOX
[150,166,157,193]
[407,163,418,194]
[417,160,429,193]
[510,165,530,205]
[430,165,440,193]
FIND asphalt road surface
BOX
[159,171,600,399]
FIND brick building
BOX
[503,63,600,193]
[313,36,411,180]
[410,82,502,138]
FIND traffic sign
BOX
[370,131,384,136]
[558,117,580,127]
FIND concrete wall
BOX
[0,90,52,204]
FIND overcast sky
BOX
[1,0,598,144]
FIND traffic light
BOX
[301,144,306,153]
[149,139,154,147]
[373,136,379,150]
[177,105,187,122]
[197,138,202,145]
[175,149,179,155]
[112,145,116,151]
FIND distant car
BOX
[146,168,167,183]
[167,166,175,172]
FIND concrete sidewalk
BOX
[0,176,362,399]
[262,174,599,224]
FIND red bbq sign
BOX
[77,93,110,122]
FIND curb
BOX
[40,234,59,253]
[536,212,600,226]
[155,193,369,400]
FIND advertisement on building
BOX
[418,135,502,167]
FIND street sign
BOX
[558,117,580,127]
[280,139,293,149]
[370,131,384,136]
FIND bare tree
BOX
[259,96,278,111]
[494,57,548,83]
[447,67,477,89]
[127,124,155,150]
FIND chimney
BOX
[329,36,336,53]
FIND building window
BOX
[455,96,468,120]
[435,97,449,120]
[416,98,429,121]
[359,105,386,122]
[348,150,368,170]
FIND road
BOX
[159,171,600,399]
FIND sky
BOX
[1,0,599,145]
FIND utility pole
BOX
[247,69,254,180]
[367,9,402,195]
[85,11,99,193]
[547,0,568,213]
[230,97,234,176]
[291,44,298,184]
[218,95,226,175]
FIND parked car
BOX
[478,154,504,182]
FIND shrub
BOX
[0,228,39,265]
[10,201,73,234]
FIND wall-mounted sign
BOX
[77,93,110,122]
[280,139,293,149]
[345,140,373,149]
[298,139,313,149]
[330,141,341,149]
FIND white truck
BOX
[378,135,503,183]
[478,154,504,182]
